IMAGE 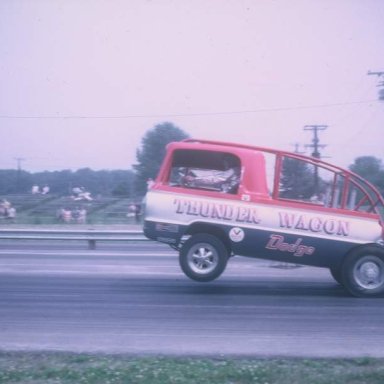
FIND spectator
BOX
[6,206,16,222]
[62,208,72,223]
[77,208,87,224]
[72,187,82,196]
[57,208,65,223]
[127,203,141,222]
[72,187,93,201]
[71,207,87,224]
[127,203,136,218]
[81,191,93,201]
[0,199,12,219]
[0,200,7,217]
[32,185,40,194]
[41,185,50,194]
[72,207,80,222]
[134,203,141,223]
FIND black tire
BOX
[341,245,384,298]
[329,266,343,285]
[179,234,229,282]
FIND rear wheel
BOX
[329,267,343,285]
[341,246,384,297]
[179,234,229,282]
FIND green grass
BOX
[0,352,384,384]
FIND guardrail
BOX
[0,228,149,249]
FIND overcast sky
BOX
[0,0,383,172]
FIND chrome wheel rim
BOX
[353,255,384,290]
[187,243,219,275]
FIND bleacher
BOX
[0,193,55,211]
[99,198,143,224]
[0,194,139,225]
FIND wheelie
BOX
[144,139,384,297]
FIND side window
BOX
[168,149,241,194]
[277,155,383,214]
[330,174,380,213]
[278,156,333,206]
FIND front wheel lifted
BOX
[179,234,229,282]
[341,245,384,298]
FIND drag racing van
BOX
[143,139,384,297]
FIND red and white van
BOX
[143,139,384,297]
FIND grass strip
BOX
[0,352,383,384]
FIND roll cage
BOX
[177,139,384,221]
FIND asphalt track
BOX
[1,240,384,357]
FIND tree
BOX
[349,156,384,195]
[0,169,32,194]
[133,122,189,196]
[279,156,317,199]
[0,168,135,197]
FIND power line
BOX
[0,99,378,120]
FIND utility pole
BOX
[367,70,384,100]
[14,157,26,171]
[303,125,327,159]
[303,125,328,194]
[14,157,26,191]
[291,143,305,154]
